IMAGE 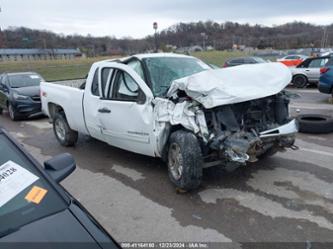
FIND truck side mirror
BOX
[44,153,76,183]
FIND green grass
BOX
[0,56,112,81]
[0,51,251,81]
[192,50,251,67]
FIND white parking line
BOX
[300,148,333,157]
[290,103,333,110]
[23,120,51,130]
[112,164,145,181]
[199,188,333,231]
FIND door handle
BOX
[305,69,310,71]
[98,107,111,113]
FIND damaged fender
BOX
[153,62,297,165]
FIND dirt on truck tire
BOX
[167,130,203,191]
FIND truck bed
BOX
[41,80,89,135]
[49,79,86,88]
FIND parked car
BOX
[277,55,308,67]
[0,128,120,248]
[290,56,330,88]
[223,56,268,67]
[41,53,298,190]
[0,72,44,121]
[319,57,333,97]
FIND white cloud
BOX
[1,0,332,38]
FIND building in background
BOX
[0,48,84,61]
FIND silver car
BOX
[290,56,330,88]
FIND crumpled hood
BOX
[167,62,292,109]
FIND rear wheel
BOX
[167,130,203,191]
[293,75,308,88]
[53,112,78,146]
[8,104,19,121]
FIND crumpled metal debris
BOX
[167,62,292,109]
[153,98,209,142]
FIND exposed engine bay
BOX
[153,63,298,169]
[202,91,296,167]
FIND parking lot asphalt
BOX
[0,89,332,246]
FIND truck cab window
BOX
[101,68,114,98]
[91,69,99,96]
[112,71,140,101]
[127,60,145,81]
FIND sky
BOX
[1,0,333,38]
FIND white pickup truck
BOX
[41,53,298,190]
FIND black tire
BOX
[0,107,3,115]
[167,130,203,191]
[8,103,20,121]
[53,112,78,146]
[293,75,308,88]
[297,114,333,134]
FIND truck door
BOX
[82,66,107,140]
[96,63,155,156]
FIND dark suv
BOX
[319,57,333,97]
[0,72,44,121]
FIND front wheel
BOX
[293,75,308,88]
[8,104,19,121]
[53,112,78,147]
[167,130,203,191]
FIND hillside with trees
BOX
[0,21,332,55]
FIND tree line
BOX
[0,21,332,56]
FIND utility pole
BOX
[153,22,158,52]
[321,26,328,48]
[0,6,3,48]
[200,32,207,51]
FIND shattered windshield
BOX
[143,57,210,96]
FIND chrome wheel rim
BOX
[168,143,183,181]
[55,119,66,141]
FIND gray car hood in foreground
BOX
[167,62,292,109]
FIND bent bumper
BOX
[12,100,42,118]
[259,119,298,138]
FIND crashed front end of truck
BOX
[154,62,298,170]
